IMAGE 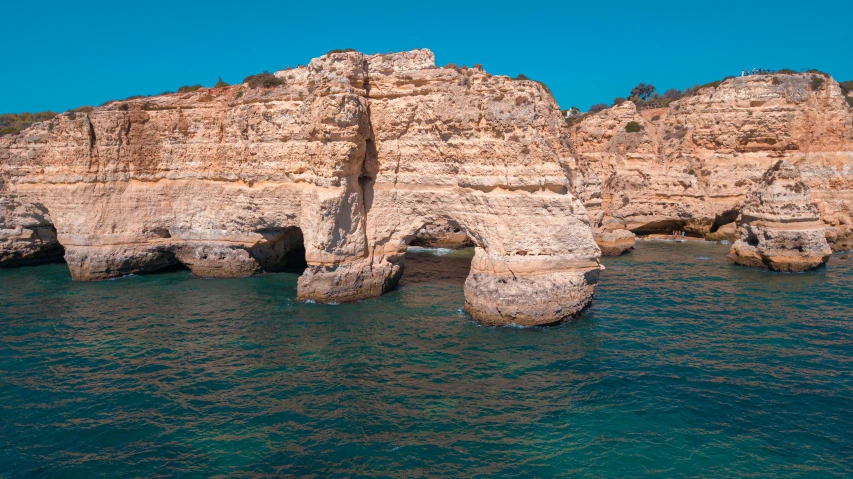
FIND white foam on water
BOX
[406,246,454,256]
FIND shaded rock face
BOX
[704,221,737,242]
[0,49,601,326]
[729,161,832,271]
[571,160,635,255]
[410,221,474,249]
[571,74,853,249]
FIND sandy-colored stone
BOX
[0,49,601,326]
[594,228,636,256]
[410,221,474,249]
[704,221,738,242]
[571,158,636,255]
[571,74,853,249]
[729,160,832,271]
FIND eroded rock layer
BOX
[571,74,853,250]
[572,159,636,256]
[0,49,601,326]
[729,160,832,271]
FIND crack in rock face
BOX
[0,49,601,327]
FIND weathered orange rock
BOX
[571,74,853,249]
[729,160,832,271]
[571,157,636,255]
[0,49,601,326]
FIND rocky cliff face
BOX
[571,74,853,250]
[0,49,601,326]
[571,163,636,255]
[729,160,832,271]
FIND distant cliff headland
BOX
[570,70,853,260]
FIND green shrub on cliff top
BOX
[810,75,825,91]
[625,121,643,133]
[512,74,553,96]
[326,48,356,55]
[177,84,203,93]
[0,111,58,136]
[243,71,285,89]
[588,103,608,114]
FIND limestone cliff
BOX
[729,160,832,271]
[571,73,853,250]
[568,152,635,255]
[0,49,601,327]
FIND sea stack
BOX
[0,49,601,326]
[729,160,832,272]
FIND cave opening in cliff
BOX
[710,209,740,233]
[631,220,699,237]
[399,222,475,288]
[249,227,307,275]
[147,258,191,275]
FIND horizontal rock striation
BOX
[0,49,601,326]
[571,74,853,249]
[729,160,832,271]
[571,157,635,255]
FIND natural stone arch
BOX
[358,186,602,326]
[1,48,603,327]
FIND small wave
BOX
[696,256,712,261]
[406,246,454,256]
[721,240,730,245]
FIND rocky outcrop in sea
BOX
[729,160,832,271]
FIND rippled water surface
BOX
[2,242,853,478]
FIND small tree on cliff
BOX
[630,83,657,101]
[589,103,608,114]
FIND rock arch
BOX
[1,48,602,326]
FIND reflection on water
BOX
[1,242,852,478]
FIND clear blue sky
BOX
[2,0,848,114]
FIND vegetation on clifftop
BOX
[625,121,643,133]
[566,69,850,128]
[243,71,285,89]
[0,111,58,136]
[513,74,553,96]
[177,84,203,93]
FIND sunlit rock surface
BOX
[571,74,853,250]
[0,49,600,326]
[729,160,832,272]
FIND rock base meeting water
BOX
[1,242,851,477]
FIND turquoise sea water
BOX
[1,241,852,478]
